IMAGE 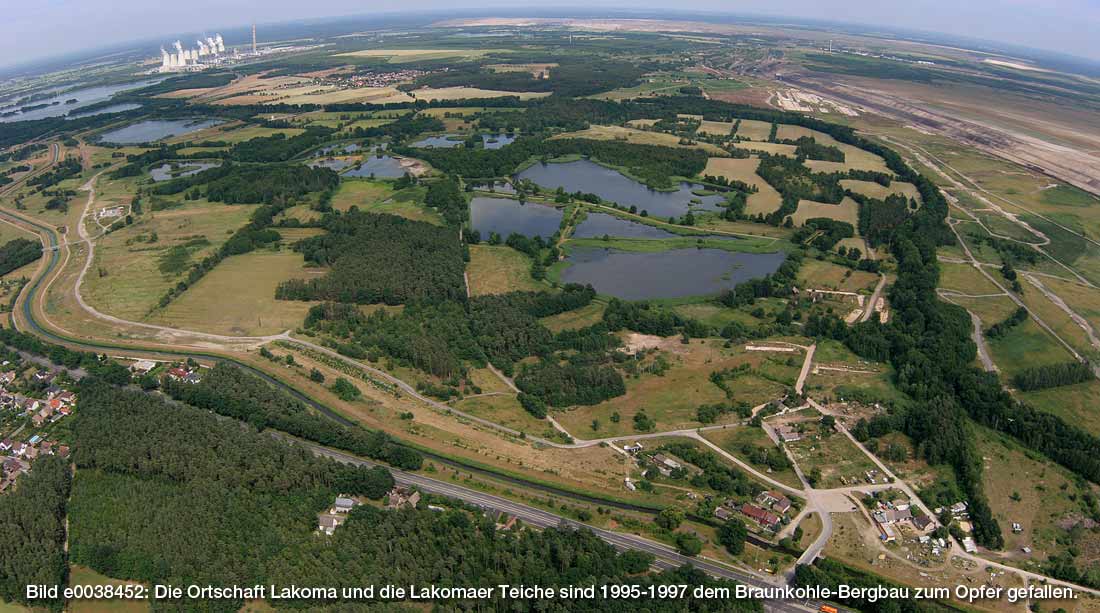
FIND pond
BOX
[150,161,221,182]
[470,197,562,240]
[411,135,464,148]
[515,159,727,219]
[571,212,678,239]
[559,246,786,300]
[317,142,362,155]
[98,118,225,144]
[309,158,355,171]
[0,78,162,123]
[342,155,407,178]
[482,133,516,149]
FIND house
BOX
[183,372,202,384]
[962,537,978,554]
[317,514,346,536]
[0,371,16,385]
[40,442,53,456]
[387,486,421,510]
[33,370,53,383]
[714,506,734,521]
[166,367,189,381]
[624,478,636,491]
[758,491,792,514]
[877,522,898,542]
[0,439,11,452]
[57,445,70,459]
[23,445,38,460]
[57,391,76,405]
[333,496,357,513]
[44,385,61,398]
[741,503,781,530]
[912,515,933,531]
[776,426,802,443]
[130,360,156,375]
[950,502,968,516]
[652,454,682,470]
[32,412,46,427]
[623,443,643,454]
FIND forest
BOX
[153,162,340,205]
[0,455,70,610]
[277,211,466,305]
[0,237,42,277]
[1012,361,1094,391]
[162,362,422,469]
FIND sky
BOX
[3,0,1098,69]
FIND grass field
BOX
[69,565,149,613]
[330,181,443,225]
[702,157,782,216]
[330,179,394,212]
[184,124,305,144]
[450,394,548,434]
[782,417,877,488]
[554,125,728,155]
[701,426,802,488]
[839,179,921,202]
[937,262,1004,295]
[673,302,762,330]
[1038,276,1100,336]
[539,300,607,332]
[796,258,879,293]
[467,244,543,296]
[84,200,253,320]
[1021,379,1100,437]
[986,318,1076,381]
[697,120,738,137]
[412,87,551,102]
[555,339,792,438]
[790,197,860,227]
[146,248,319,336]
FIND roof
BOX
[335,496,356,508]
[742,503,780,526]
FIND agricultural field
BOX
[702,157,783,215]
[466,244,543,295]
[145,248,320,336]
[554,125,728,155]
[790,197,860,227]
[839,179,921,202]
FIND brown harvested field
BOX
[790,197,859,226]
[796,258,879,293]
[555,125,728,155]
[411,87,550,102]
[259,86,413,106]
[555,338,795,438]
[839,179,921,202]
[146,248,320,336]
[697,120,737,137]
[485,62,557,76]
[732,119,773,141]
[180,73,312,103]
[467,244,543,296]
[731,141,797,157]
[702,157,782,215]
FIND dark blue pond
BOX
[470,197,562,239]
[515,159,727,219]
[559,246,786,300]
[98,118,224,144]
[571,212,679,239]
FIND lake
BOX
[571,212,679,239]
[318,142,362,155]
[0,78,162,123]
[342,155,407,178]
[515,159,727,219]
[559,246,786,300]
[470,197,562,239]
[98,118,225,144]
[310,158,354,171]
[150,161,221,182]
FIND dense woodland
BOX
[153,163,339,205]
[0,456,70,610]
[163,362,422,469]
[277,211,466,304]
[0,237,42,277]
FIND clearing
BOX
[466,244,544,296]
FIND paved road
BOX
[306,441,826,613]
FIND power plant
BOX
[158,33,229,72]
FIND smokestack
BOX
[252,24,257,55]
[216,34,225,53]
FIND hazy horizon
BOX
[2,1,1098,72]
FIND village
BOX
[0,364,75,494]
